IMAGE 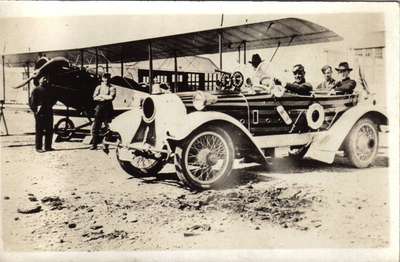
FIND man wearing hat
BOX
[246,54,278,88]
[332,62,356,94]
[90,72,116,150]
[284,64,313,96]
[317,65,336,91]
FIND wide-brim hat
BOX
[335,62,353,72]
[249,54,263,65]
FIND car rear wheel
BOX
[343,118,379,168]
[174,126,235,190]
[115,136,165,177]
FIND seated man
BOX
[316,65,336,91]
[284,64,313,96]
[332,62,356,94]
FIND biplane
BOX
[2,17,388,190]
[2,24,223,140]
[2,17,343,139]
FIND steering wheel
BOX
[216,73,232,90]
[231,71,244,90]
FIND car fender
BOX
[168,111,266,164]
[305,104,388,163]
[109,107,143,143]
[110,94,187,149]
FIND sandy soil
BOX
[0,110,391,252]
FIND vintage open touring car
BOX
[100,18,388,190]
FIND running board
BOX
[253,132,326,149]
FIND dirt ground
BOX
[0,109,392,254]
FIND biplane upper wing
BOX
[3,17,342,66]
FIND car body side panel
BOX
[245,93,357,135]
[305,104,388,163]
[179,92,250,129]
[179,92,357,136]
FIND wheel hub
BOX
[197,149,219,166]
[355,124,377,160]
[184,131,231,185]
[206,153,219,166]
[197,149,211,164]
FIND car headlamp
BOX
[193,91,218,111]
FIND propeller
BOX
[12,57,70,89]
[12,72,38,89]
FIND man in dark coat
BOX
[90,73,116,150]
[332,62,357,94]
[285,64,313,96]
[29,78,57,152]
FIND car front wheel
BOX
[115,138,166,177]
[174,126,235,190]
[343,118,379,168]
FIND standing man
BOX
[29,77,57,153]
[13,54,55,152]
[316,65,336,91]
[332,62,357,94]
[91,73,116,150]
[284,64,313,96]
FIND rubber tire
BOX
[343,118,379,168]
[116,145,166,177]
[54,118,75,141]
[174,126,235,190]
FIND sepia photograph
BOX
[0,2,399,261]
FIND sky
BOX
[0,2,388,55]
[0,2,397,100]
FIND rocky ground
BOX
[0,109,392,254]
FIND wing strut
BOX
[2,55,5,103]
[95,48,99,75]
[120,46,124,77]
[269,35,296,63]
[269,41,281,62]
[24,62,31,102]
[243,41,247,64]
[1,55,8,135]
[218,31,223,70]
[174,51,178,93]
[148,41,153,94]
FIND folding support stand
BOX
[0,100,9,135]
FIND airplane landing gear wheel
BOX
[54,118,75,141]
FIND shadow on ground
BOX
[129,154,389,191]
